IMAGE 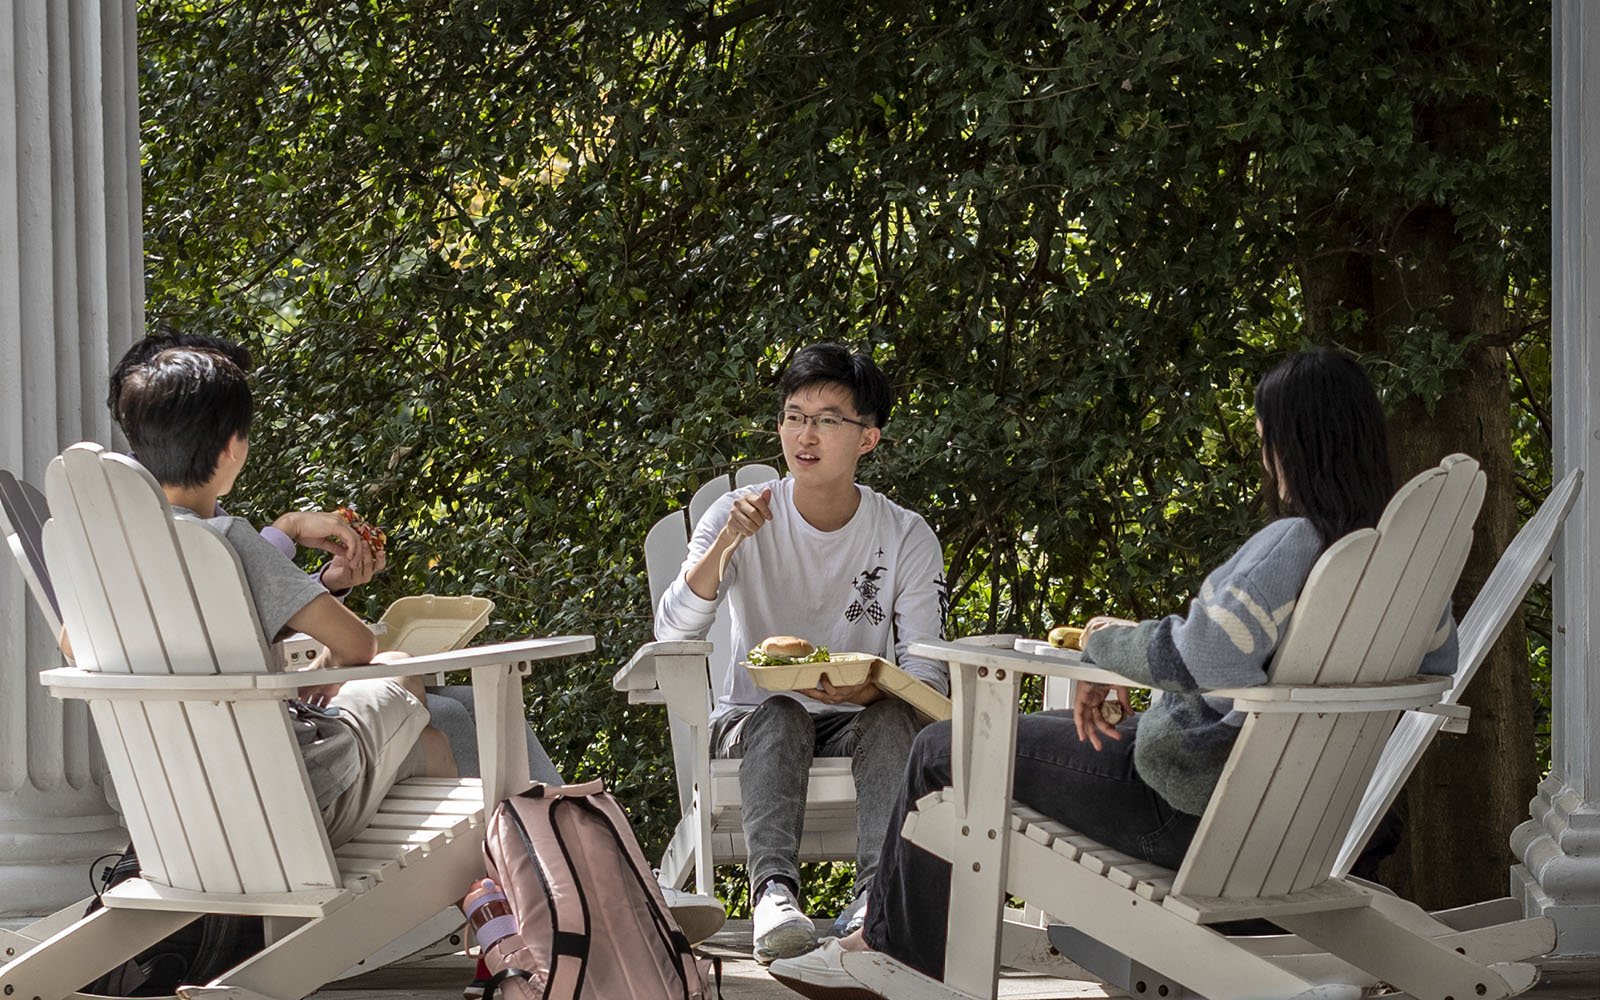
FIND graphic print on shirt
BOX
[845,565,888,625]
[935,573,949,635]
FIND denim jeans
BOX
[425,684,564,785]
[712,696,922,898]
[862,710,1201,979]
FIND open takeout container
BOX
[745,652,952,724]
[377,594,495,656]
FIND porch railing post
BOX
[0,0,139,929]
[1511,0,1600,958]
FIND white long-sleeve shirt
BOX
[655,477,949,722]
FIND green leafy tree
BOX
[139,0,1549,909]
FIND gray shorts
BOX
[321,678,430,847]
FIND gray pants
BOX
[425,684,563,785]
[712,696,922,898]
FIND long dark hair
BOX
[1254,348,1392,547]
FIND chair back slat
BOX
[1173,456,1483,902]
[228,701,343,891]
[89,700,173,885]
[44,444,340,894]
[0,469,61,629]
[142,700,247,893]
[104,700,204,888]
[174,523,274,673]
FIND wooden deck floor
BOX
[318,920,1600,1000]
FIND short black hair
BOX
[109,333,253,423]
[1255,347,1393,548]
[776,343,892,428]
[116,347,254,488]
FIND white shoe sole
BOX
[753,919,820,964]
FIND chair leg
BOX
[1278,905,1540,1000]
[0,906,196,1000]
[206,829,485,1000]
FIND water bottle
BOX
[462,877,519,954]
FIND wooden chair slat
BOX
[1295,713,1396,889]
[1172,713,1299,897]
[1263,530,1378,685]
[110,701,202,889]
[89,700,168,885]
[231,702,343,891]
[185,701,290,894]
[43,469,131,673]
[100,457,226,676]
[0,469,61,628]
[55,448,172,674]
[142,701,245,893]
[172,521,273,674]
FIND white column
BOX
[1511,0,1600,957]
[0,0,139,928]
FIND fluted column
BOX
[0,0,139,927]
[1510,0,1600,957]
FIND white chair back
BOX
[1174,454,1485,901]
[42,443,341,895]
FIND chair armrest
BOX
[613,639,713,692]
[910,638,1150,689]
[253,635,595,689]
[42,635,595,700]
[911,637,1453,715]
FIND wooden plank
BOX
[1257,530,1378,685]
[173,521,275,673]
[1258,712,1365,896]
[232,701,343,892]
[185,700,289,894]
[1295,713,1395,889]
[644,511,690,612]
[1164,878,1371,925]
[101,456,223,676]
[1172,712,1298,898]
[111,700,202,889]
[89,700,168,885]
[44,463,129,673]
[143,700,243,893]
[0,470,61,628]
[57,446,171,674]
[1346,460,1469,684]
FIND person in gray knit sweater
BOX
[768,348,1461,992]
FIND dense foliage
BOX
[138,0,1551,908]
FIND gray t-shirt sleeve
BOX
[216,516,328,639]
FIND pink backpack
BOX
[474,781,716,1000]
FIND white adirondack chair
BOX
[0,444,595,1000]
[841,455,1551,1000]
[613,464,857,902]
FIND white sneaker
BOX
[661,887,727,945]
[828,892,867,938]
[768,938,885,999]
[752,880,819,964]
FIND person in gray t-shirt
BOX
[108,346,458,846]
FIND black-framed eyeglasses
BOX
[778,409,870,434]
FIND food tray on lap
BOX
[745,653,879,692]
[745,653,953,724]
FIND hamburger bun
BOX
[757,636,815,659]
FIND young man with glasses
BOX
[655,343,949,963]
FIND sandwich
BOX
[747,635,831,666]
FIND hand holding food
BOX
[1047,625,1084,650]
[334,506,387,553]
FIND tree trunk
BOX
[1298,194,1536,907]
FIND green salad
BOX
[747,645,831,666]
